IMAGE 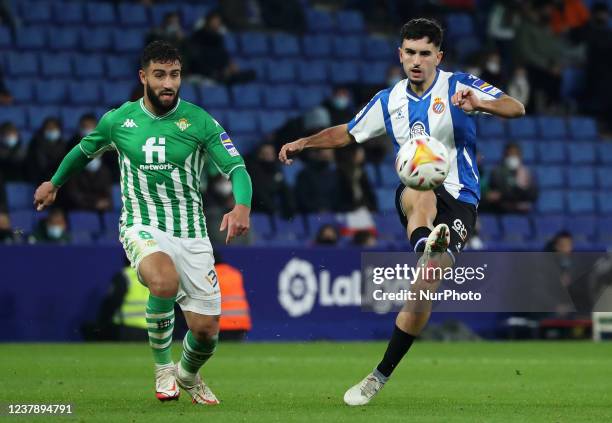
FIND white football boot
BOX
[155,363,180,401]
[423,223,450,256]
[343,372,385,406]
[175,364,220,405]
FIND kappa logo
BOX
[121,118,138,128]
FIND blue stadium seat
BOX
[5,182,34,211]
[20,1,52,23]
[508,116,537,138]
[102,211,120,234]
[478,115,506,139]
[374,213,402,241]
[0,26,11,48]
[6,52,38,76]
[376,188,396,212]
[27,106,59,130]
[179,4,210,30]
[179,83,199,104]
[235,58,266,80]
[567,143,596,164]
[150,4,179,26]
[571,215,596,243]
[306,9,335,32]
[224,33,238,54]
[3,106,27,129]
[282,159,303,186]
[266,60,296,83]
[102,81,133,107]
[599,144,612,164]
[568,167,595,189]
[537,142,566,164]
[49,28,80,51]
[359,61,388,85]
[71,231,94,244]
[258,111,289,134]
[81,28,112,52]
[478,214,501,241]
[567,190,595,214]
[40,53,72,78]
[9,210,35,234]
[446,13,475,38]
[568,116,598,140]
[16,27,46,49]
[332,36,362,59]
[9,79,34,104]
[302,35,332,58]
[379,165,398,188]
[330,61,359,84]
[536,116,567,140]
[112,29,145,53]
[199,86,230,108]
[453,36,481,62]
[596,167,612,189]
[533,215,565,242]
[518,140,536,164]
[560,67,584,100]
[250,213,274,240]
[226,111,258,133]
[336,10,365,33]
[599,192,612,214]
[297,60,328,84]
[60,107,91,133]
[69,81,100,105]
[365,163,379,187]
[240,32,269,57]
[112,184,122,212]
[598,217,612,246]
[69,211,101,234]
[478,140,504,165]
[364,37,396,60]
[105,55,136,79]
[306,213,340,235]
[35,80,67,104]
[118,3,149,26]
[295,85,328,110]
[85,2,115,25]
[230,133,259,155]
[537,190,564,214]
[272,34,300,57]
[275,217,307,241]
[231,84,262,108]
[73,54,104,78]
[264,86,294,108]
[501,215,532,241]
[535,166,564,188]
[53,2,83,25]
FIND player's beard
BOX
[146,84,179,114]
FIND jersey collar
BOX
[406,69,439,101]
[139,97,181,120]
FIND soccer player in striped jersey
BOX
[33,41,252,405]
[279,18,525,406]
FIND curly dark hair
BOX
[140,40,182,69]
[400,18,444,48]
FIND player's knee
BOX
[409,190,437,216]
[190,316,219,342]
[141,254,180,298]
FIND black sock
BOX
[410,226,431,252]
[375,325,416,379]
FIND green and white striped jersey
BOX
[79,98,245,238]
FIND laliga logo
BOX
[278,258,361,317]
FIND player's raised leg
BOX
[176,312,220,405]
[138,251,181,401]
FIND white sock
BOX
[177,361,197,384]
[155,362,174,371]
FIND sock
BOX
[410,226,432,252]
[145,294,176,365]
[375,325,416,379]
[179,330,218,383]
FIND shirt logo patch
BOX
[409,121,428,138]
[175,118,191,132]
[432,97,445,114]
[121,118,138,128]
[394,107,405,120]
[220,132,239,157]
[471,78,501,96]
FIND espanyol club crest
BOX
[410,121,428,138]
[432,97,445,114]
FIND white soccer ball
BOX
[395,135,450,191]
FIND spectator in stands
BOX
[322,86,356,127]
[29,208,70,244]
[353,229,377,247]
[314,224,339,246]
[484,142,538,213]
[549,0,590,36]
[0,212,17,244]
[295,149,336,214]
[247,143,294,218]
[334,144,378,213]
[146,11,186,46]
[0,122,26,181]
[479,51,505,90]
[68,113,97,149]
[0,66,13,105]
[487,0,521,74]
[26,118,68,183]
[0,0,17,37]
[187,10,255,85]
[259,0,305,34]
[506,66,531,107]
[220,0,262,30]
[204,174,251,246]
[62,156,113,212]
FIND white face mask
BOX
[505,156,521,170]
[332,96,350,110]
[47,225,64,239]
[86,158,102,172]
[45,129,61,142]
[80,127,94,138]
[486,60,500,74]
[4,134,18,148]
[213,179,233,196]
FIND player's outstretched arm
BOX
[279,124,354,165]
[452,90,525,119]
[220,166,252,244]
[33,145,91,211]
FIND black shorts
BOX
[394,184,477,253]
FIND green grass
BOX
[2,342,612,422]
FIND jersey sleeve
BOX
[454,72,505,102]
[79,109,115,158]
[200,112,245,177]
[347,90,388,143]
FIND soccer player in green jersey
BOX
[33,41,253,404]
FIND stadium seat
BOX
[508,116,537,139]
[250,213,275,240]
[599,143,612,164]
[365,163,379,187]
[336,10,365,33]
[305,213,339,235]
[223,33,238,55]
[598,192,612,214]
[570,215,596,243]
[364,37,396,60]
[567,191,595,214]
[53,1,83,25]
[567,143,596,164]
[240,32,269,57]
[258,111,289,134]
[376,188,396,212]
[359,61,388,85]
[150,3,179,26]
[226,111,258,133]
[9,79,34,104]
[49,28,80,51]
[533,215,565,242]
[518,140,536,164]
[199,86,230,108]
[105,55,136,79]
[73,54,104,78]
[111,185,122,212]
[231,84,262,108]
[332,36,363,59]
[85,2,116,25]
[112,29,145,53]
[179,83,199,105]
[537,190,564,214]
[81,28,113,52]
[478,214,501,241]
[374,213,402,241]
[60,107,91,133]
[478,140,504,165]
[69,81,100,105]
[297,60,328,84]
[19,1,52,23]
[295,86,328,110]
[560,67,584,100]
[7,52,38,77]
[537,142,566,164]
[102,211,120,234]
[275,217,307,241]
[446,13,475,38]
[453,36,481,62]
[272,34,300,57]
[68,211,101,235]
[568,116,598,140]
[536,116,567,140]
[0,26,11,48]
[5,182,34,211]
[9,210,35,234]
[16,27,47,50]
[118,3,149,26]
[535,166,564,189]
[306,9,335,32]
[302,35,332,58]
[70,231,94,245]
[379,164,398,188]
[501,215,532,242]
[235,58,266,80]
[27,106,59,131]
[35,80,67,104]
[596,167,612,189]
[330,61,360,84]
[266,60,296,83]
[264,86,294,108]
[179,4,211,30]
[478,116,506,139]
[102,80,133,107]
[40,53,72,78]
[568,167,595,189]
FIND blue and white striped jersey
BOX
[347,69,503,206]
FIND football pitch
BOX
[3,341,612,422]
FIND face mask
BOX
[80,127,94,138]
[166,23,181,35]
[486,60,500,74]
[47,224,64,239]
[4,134,18,148]
[213,179,233,196]
[45,129,61,142]
[332,96,350,110]
[505,156,521,170]
[86,158,102,172]
[387,76,402,86]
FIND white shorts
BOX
[119,224,220,316]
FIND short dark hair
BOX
[140,40,182,69]
[400,18,443,48]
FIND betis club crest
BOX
[175,118,191,132]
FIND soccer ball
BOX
[395,136,450,191]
